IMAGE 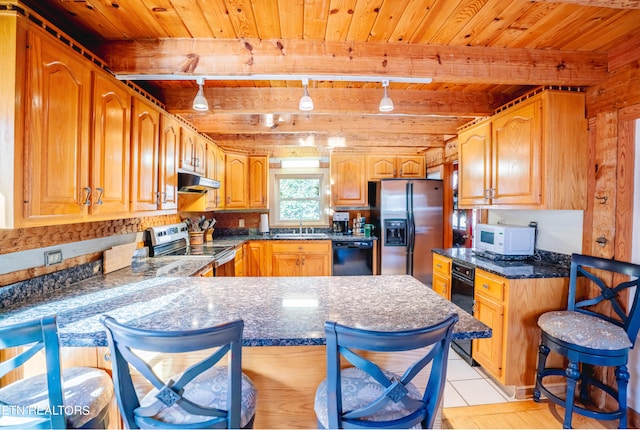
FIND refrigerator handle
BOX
[407,182,415,275]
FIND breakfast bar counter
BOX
[0,274,489,428]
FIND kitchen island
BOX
[1,273,490,428]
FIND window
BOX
[269,163,330,227]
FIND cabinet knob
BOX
[482,283,489,289]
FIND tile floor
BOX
[443,348,518,407]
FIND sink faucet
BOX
[299,217,303,235]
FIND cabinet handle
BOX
[161,192,167,203]
[95,187,104,205]
[482,283,489,289]
[436,263,442,268]
[194,157,200,167]
[296,258,300,266]
[156,191,161,206]
[227,196,231,204]
[490,188,496,198]
[483,189,490,199]
[301,256,305,266]
[82,187,92,206]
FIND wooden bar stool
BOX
[101,316,257,429]
[0,315,114,429]
[534,253,640,428]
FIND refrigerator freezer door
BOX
[380,180,409,276]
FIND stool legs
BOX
[615,365,629,429]
[533,343,550,402]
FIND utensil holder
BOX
[189,231,204,245]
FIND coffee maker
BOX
[332,212,349,235]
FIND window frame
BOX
[269,168,330,228]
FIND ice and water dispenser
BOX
[384,219,407,246]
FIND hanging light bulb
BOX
[299,78,314,111]
[192,78,209,111]
[379,80,394,112]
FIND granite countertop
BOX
[0,274,490,348]
[432,248,571,279]
[213,233,377,244]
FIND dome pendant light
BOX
[379,80,394,112]
[192,78,209,111]
[299,78,314,111]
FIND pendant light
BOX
[192,78,209,111]
[299,78,314,111]
[379,80,394,112]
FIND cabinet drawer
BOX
[475,269,506,302]
[432,272,450,300]
[271,241,331,254]
[433,254,452,277]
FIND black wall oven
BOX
[450,260,478,366]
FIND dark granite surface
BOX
[0,273,490,348]
[432,248,571,279]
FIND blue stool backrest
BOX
[325,314,458,429]
[0,315,66,429]
[100,315,245,429]
[568,253,640,347]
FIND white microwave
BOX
[475,223,535,256]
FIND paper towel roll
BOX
[259,213,269,233]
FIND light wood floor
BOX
[442,400,619,429]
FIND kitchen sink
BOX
[273,233,329,239]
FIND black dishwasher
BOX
[332,241,373,276]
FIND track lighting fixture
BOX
[299,78,314,111]
[379,80,394,112]
[192,77,208,111]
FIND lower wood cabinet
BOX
[245,241,268,276]
[270,241,331,277]
[432,254,452,299]
[472,268,568,395]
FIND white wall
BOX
[487,210,583,254]
[628,119,640,411]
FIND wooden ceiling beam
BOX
[533,0,640,9]
[179,113,468,135]
[161,87,509,117]
[96,39,608,86]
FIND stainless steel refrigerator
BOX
[370,179,444,285]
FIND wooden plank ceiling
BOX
[19,0,640,156]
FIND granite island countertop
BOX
[0,274,489,348]
[432,248,571,279]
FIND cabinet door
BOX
[159,114,179,210]
[204,144,219,209]
[248,156,268,208]
[215,147,226,208]
[300,253,331,276]
[234,245,244,277]
[271,253,300,276]
[491,100,542,205]
[24,31,91,220]
[245,241,266,276]
[432,272,450,300]
[225,153,248,208]
[458,121,491,207]
[367,156,396,180]
[397,156,424,178]
[91,73,131,216]
[131,98,160,212]
[180,127,205,175]
[472,294,504,377]
[331,155,367,206]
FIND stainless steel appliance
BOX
[450,260,477,366]
[370,179,443,285]
[144,223,236,275]
[332,241,373,276]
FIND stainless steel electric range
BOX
[144,223,236,275]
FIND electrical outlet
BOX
[44,249,63,266]
[239,219,245,227]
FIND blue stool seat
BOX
[0,315,113,429]
[101,315,257,429]
[314,314,458,429]
[533,253,640,429]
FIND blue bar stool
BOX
[101,316,257,429]
[0,315,114,428]
[314,314,458,429]
[534,253,640,428]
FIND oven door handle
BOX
[213,249,236,267]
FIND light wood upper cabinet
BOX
[23,29,92,222]
[204,143,223,210]
[330,154,367,207]
[225,153,248,208]
[90,73,131,217]
[131,97,161,212]
[180,127,206,176]
[458,90,587,209]
[159,114,180,211]
[367,155,425,180]
[248,156,269,209]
